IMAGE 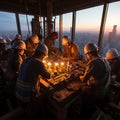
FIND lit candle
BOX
[55,62,59,72]
[55,62,59,66]
[48,62,52,72]
[60,62,64,66]
[42,60,47,68]
[60,62,64,72]
[48,62,51,66]
[43,60,46,63]
[66,61,69,71]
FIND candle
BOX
[60,62,64,72]
[55,62,59,72]
[48,62,52,72]
[66,61,69,71]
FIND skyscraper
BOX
[108,25,117,43]
[107,25,118,49]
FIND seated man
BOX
[60,35,82,61]
[105,48,120,83]
[44,32,61,58]
[44,32,58,51]
[11,34,22,45]
[6,40,26,109]
[79,43,111,119]
[25,34,40,58]
[16,43,50,120]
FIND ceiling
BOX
[0,0,119,16]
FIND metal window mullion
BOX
[15,13,21,35]
[98,3,109,53]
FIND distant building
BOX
[108,25,117,42]
[108,25,117,47]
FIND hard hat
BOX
[15,34,22,40]
[36,44,48,55]
[12,40,26,50]
[0,36,3,40]
[105,48,119,60]
[84,43,98,54]
[62,36,69,45]
[0,38,6,44]
[31,34,39,44]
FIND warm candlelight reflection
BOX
[42,58,71,76]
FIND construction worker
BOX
[11,34,22,45]
[0,37,7,61]
[16,43,50,120]
[44,32,58,51]
[60,35,82,61]
[105,48,120,83]
[78,43,111,120]
[6,40,26,109]
[25,34,40,57]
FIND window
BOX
[63,13,72,39]
[75,6,103,56]
[19,14,33,39]
[102,1,120,56]
[0,12,17,40]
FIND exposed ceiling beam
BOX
[0,0,120,16]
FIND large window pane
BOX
[55,16,59,32]
[102,1,120,56]
[0,12,17,40]
[54,15,59,48]
[19,14,33,40]
[63,13,72,38]
[75,6,103,56]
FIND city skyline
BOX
[0,1,120,33]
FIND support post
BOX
[26,14,30,36]
[71,11,76,43]
[47,0,53,36]
[15,13,21,35]
[59,15,63,50]
[98,3,109,53]
[43,17,46,41]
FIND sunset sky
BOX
[0,1,120,34]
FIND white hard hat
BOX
[36,44,48,55]
[106,48,119,60]
[0,36,3,40]
[31,34,39,44]
[0,38,6,44]
[84,43,98,54]
[12,40,26,50]
[62,36,69,45]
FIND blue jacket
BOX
[16,57,50,102]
